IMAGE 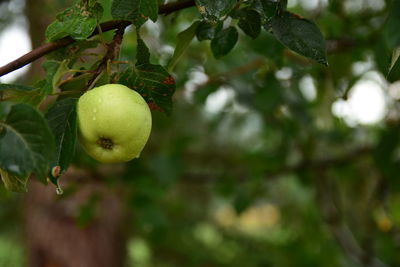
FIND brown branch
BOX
[159,0,196,15]
[0,37,75,78]
[86,22,129,89]
[0,0,196,78]
[182,146,373,184]
[198,58,266,88]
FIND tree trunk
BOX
[24,168,127,267]
[25,0,52,79]
[23,2,128,266]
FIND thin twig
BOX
[315,168,388,267]
[87,22,129,89]
[0,0,196,78]
[197,58,266,89]
[182,146,373,184]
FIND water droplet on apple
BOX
[93,108,97,113]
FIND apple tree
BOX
[1,0,400,266]
[0,0,327,192]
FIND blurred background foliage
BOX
[2,0,400,266]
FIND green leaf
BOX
[0,169,28,192]
[0,101,12,120]
[0,84,36,92]
[59,73,92,96]
[0,83,42,105]
[251,0,279,30]
[45,98,78,182]
[119,64,176,114]
[253,0,279,19]
[42,60,70,95]
[0,102,55,183]
[238,8,261,39]
[196,21,223,41]
[111,0,158,28]
[45,1,103,41]
[46,21,70,41]
[211,26,239,58]
[387,47,400,82]
[168,21,201,71]
[42,60,61,95]
[195,0,237,21]
[136,34,150,66]
[271,11,327,65]
[383,0,400,49]
[279,0,288,10]
[93,71,111,88]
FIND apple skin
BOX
[77,84,152,163]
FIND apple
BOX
[77,84,152,163]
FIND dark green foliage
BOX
[271,12,327,65]
[195,0,237,21]
[0,102,55,190]
[196,21,222,41]
[45,98,78,183]
[387,48,400,82]
[251,0,278,24]
[383,0,400,49]
[168,21,201,71]
[211,26,239,58]
[238,8,262,39]
[119,64,176,114]
[42,60,64,95]
[111,0,158,27]
[46,0,103,41]
[0,83,42,105]
[136,35,151,66]
[0,84,36,92]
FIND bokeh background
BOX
[1,0,400,266]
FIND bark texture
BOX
[25,168,126,267]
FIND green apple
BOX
[77,84,152,163]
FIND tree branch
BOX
[182,146,373,184]
[195,58,266,89]
[0,0,196,78]
[86,22,129,89]
[315,168,388,267]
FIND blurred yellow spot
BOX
[238,204,280,231]
[214,203,280,233]
[374,209,393,232]
[214,205,236,227]
[377,216,393,232]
